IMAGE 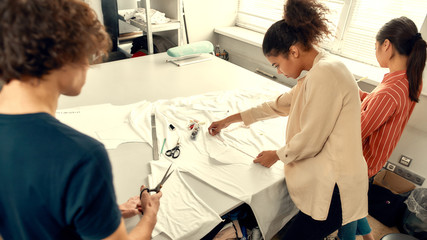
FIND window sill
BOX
[214,26,388,87]
[215,26,264,48]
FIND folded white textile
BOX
[56,102,146,149]
[118,9,136,21]
[150,160,222,240]
[119,8,170,24]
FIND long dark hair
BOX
[376,16,426,102]
[262,0,331,57]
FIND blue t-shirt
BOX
[0,113,121,239]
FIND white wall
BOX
[389,123,427,188]
[84,0,104,24]
[216,33,297,88]
[182,0,238,43]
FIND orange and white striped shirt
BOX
[360,70,420,177]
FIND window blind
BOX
[236,0,427,66]
[236,0,285,33]
[236,0,345,38]
[337,0,427,66]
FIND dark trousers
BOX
[278,185,342,240]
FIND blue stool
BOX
[380,233,418,240]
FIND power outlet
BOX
[391,163,425,186]
[399,155,412,167]
[386,162,396,172]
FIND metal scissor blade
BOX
[154,164,174,192]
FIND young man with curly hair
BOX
[0,1,161,239]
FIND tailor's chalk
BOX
[160,138,166,154]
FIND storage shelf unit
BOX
[118,0,185,54]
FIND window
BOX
[236,0,427,66]
[236,0,285,33]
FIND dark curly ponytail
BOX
[263,0,331,57]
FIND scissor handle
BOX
[165,149,173,157]
[171,148,180,158]
[140,187,148,198]
[140,187,158,198]
[165,147,180,158]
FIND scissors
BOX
[165,138,180,158]
[140,164,174,197]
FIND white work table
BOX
[58,53,293,239]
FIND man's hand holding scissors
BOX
[136,164,173,234]
[128,185,162,238]
[118,187,162,219]
[119,164,172,220]
[140,185,162,217]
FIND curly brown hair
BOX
[263,0,331,57]
[0,0,111,83]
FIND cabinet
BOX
[118,0,185,54]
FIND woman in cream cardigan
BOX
[208,0,369,239]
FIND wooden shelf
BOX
[118,31,143,41]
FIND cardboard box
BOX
[373,169,416,194]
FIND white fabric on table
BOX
[56,102,146,149]
[130,88,298,239]
[203,131,253,165]
[129,101,154,145]
[150,160,222,240]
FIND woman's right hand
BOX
[208,114,243,136]
[208,119,230,136]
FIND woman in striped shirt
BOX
[338,16,426,240]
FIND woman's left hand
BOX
[253,150,279,168]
